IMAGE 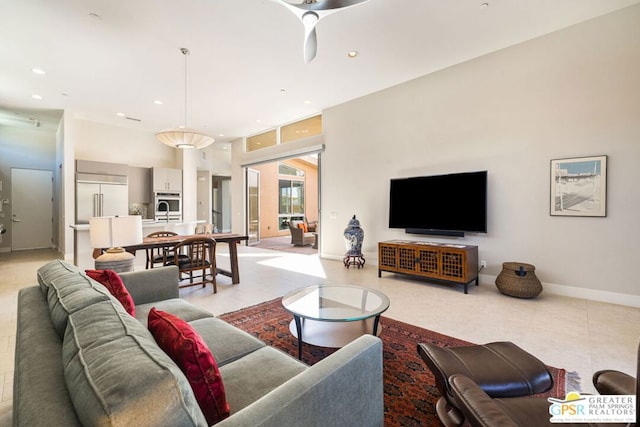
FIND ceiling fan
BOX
[278,0,370,63]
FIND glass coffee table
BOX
[282,284,390,359]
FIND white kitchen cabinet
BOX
[152,167,182,192]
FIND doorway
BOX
[244,153,320,249]
[246,169,260,245]
[212,176,231,233]
[11,168,54,250]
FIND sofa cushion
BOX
[190,317,265,367]
[62,299,207,427]
[149,308,230,425]
[219,346,307,412]
[46,273,113,338]
[136,299,214,325]
[37,259,80,294]
[85,269,136,316]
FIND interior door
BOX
[11,168,53,250]
[246,168,260,245]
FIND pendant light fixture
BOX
[156,48,214,149]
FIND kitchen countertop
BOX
[70,220,204,231]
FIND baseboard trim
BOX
[325,252,640,308]
[478,273,640,308]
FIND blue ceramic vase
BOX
[343,215,364,256]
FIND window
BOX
[246,129,277,152]
[279,179,304,230]
[279,163,305,177]
[281,115,322,144]
[246,115,322,152]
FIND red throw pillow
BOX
[297,223,308,233]
[148,308,230,425]
[85,269,136,316]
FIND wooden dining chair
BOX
[166,236,217,292]
[194,223,214,234]
[145,231,181,269]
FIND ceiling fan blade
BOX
[277,0,369,63]
[283,0,369,12]
[304,26,318,64]
[302,11,319,63]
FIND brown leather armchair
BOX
[447,343,639,427]
[418,342,554,426]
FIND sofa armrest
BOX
[14,287,82,426]
[119,266,179,305]
[593,370,636,396]
[449,374,518,427]
[216,335,384,427]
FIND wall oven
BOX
[155,193,182,222]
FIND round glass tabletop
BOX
[282,284,390,322]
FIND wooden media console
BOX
[378,240,479,294]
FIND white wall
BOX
[0,123,58,251]
[72,117,176,168]
[319,5,640,304]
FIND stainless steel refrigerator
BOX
[76,173,129,223]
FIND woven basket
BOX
[495,262,542,298]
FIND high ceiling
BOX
[1,0,638,142]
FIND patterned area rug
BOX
[220,298,570,427]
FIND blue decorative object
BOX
[343,215,365,268]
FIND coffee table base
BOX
[289,316,382,359]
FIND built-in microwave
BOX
[155,193,182,221]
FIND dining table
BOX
[124,232,249,284]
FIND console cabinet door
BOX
[379,244,398,270]
[416,248,439,276]
[440,250,466,281]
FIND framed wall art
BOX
[550,155,607,217]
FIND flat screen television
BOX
[388,170,487,237]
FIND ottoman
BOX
[417,341,553,427]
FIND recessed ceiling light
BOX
[32,68,46,75]
[304,100,311,105]
[347,51,359,58]
[31,94,43,100]
[480,2,489,9]
[116,112,126,117]
[89,12,102,20]
[154,100,163,105]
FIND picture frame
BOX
[550,155,607,217]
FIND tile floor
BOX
[1,244,639,424]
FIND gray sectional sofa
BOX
[13,260,384,426]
